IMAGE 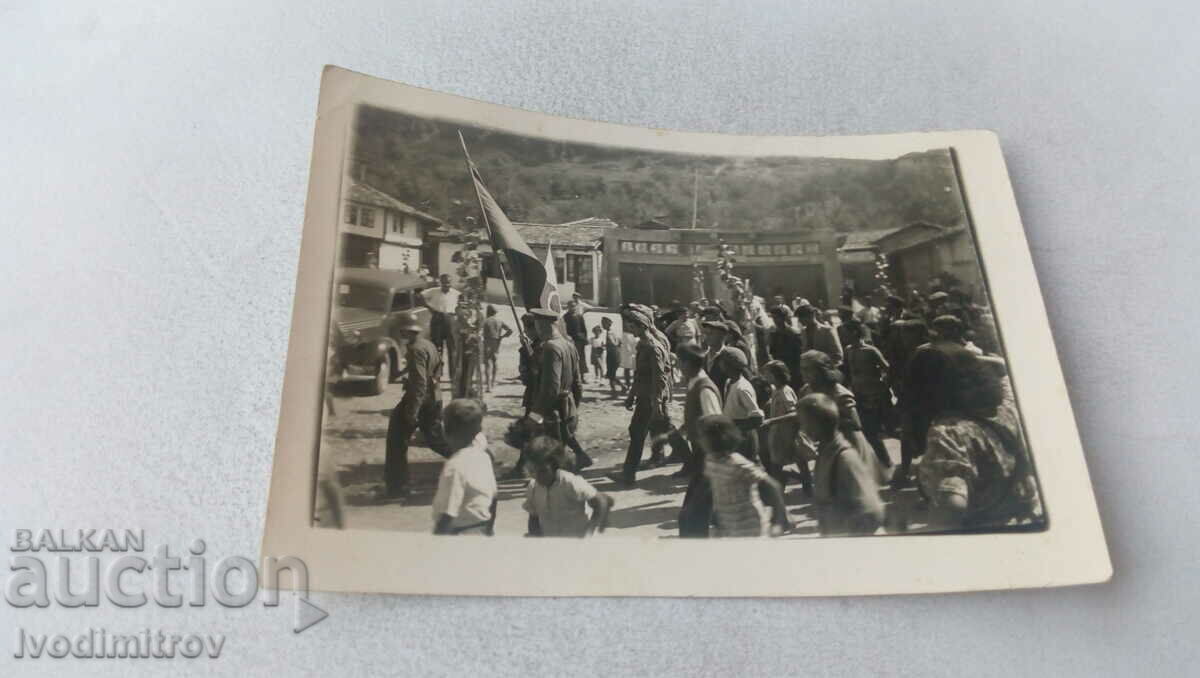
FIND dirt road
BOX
[317,314,920,538]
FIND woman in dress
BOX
[915,344,1043,531]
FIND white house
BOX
[338,181,443,273]
[428,217,617,305]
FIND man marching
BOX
[383,312,448,500]
[616,304,674,487]
[527,308,594,470]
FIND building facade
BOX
[428,218,615,305]
[872,222,983,299]
[602,228,844,308]
[338,181,443,272]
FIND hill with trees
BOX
[352,105,967,233]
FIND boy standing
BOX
[600,316,624,395]
[431,399,498,536]
[481,305,513,393]
[589,325,606,384]
[522,436,614,538]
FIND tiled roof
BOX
[511,217,616,248]
[346,182,443,224]
[426,217,616,249]
[837,228,902,252]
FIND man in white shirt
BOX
[421,274,461,376]
[432,399,498,536]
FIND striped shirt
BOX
[703,452,771,537]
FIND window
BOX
[360,208,375,229]
[772,244,789,255]
[634,242,648,253]
[390,214,399,234]
[390,291,413,312]
[664,244,680,255]
[789,243,806,255]
[621,241,634,252]
[567,253,594,299]
[337,284,389,312]
[804,242,821,254]
[344,204,359,225]
[757,245,773,255]
[649,243,664,254]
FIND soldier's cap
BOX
[394,312,423,334]
[528,307,560,320]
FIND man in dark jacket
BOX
[383,313,448,499]
[616,304,673,486]
[563,299,589,383]
[528,308,593,469]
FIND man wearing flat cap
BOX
[618,304,674,486]
[383,312,448,499]
[701,319,740,395]
[527,307,593,470]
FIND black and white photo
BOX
[263,68,1109,597]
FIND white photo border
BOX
[261,66,1111,597]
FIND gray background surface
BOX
[1,1,1196,676]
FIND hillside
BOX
[351,105,967,233]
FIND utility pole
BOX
[691,168,699,229]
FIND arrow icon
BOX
[294,597,329,634]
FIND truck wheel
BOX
[368,353,390,396]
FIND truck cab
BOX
[330,267,432,395]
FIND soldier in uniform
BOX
[616,304,674,486]
[527,308,594,470]
[383,312,448,499]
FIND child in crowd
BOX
[619,328,638,390]
[698,414,791,538]
[522,436,613,538]
[718,349,764,463]
[481,305,513,393]
[760,360,813,496]
[432,399,499,536]
[601,316,624,395]
[796,393,884,536]
[589,325,606,384]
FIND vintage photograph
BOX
[263,69,1108,597]
[314,106,1043,541]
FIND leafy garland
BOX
[449,231,486,400]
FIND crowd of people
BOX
[380,275,1044,539]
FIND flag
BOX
[543,243,562,314]
[467,159,561,314]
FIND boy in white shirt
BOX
[432,399,498,536]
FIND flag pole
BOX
[458,131,530,352]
